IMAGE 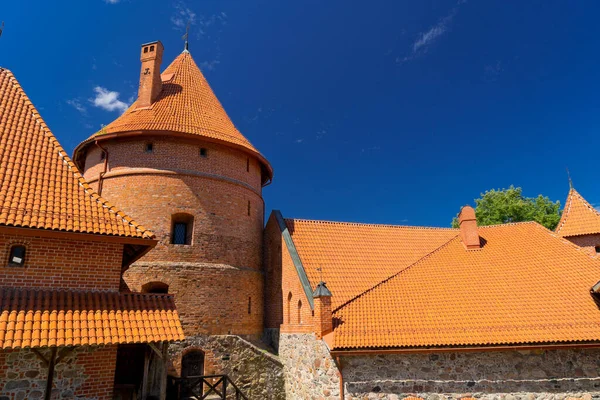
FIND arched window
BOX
[297,300,302,324]
[141,281,169,294]
[171,213,194,245]
[8,245,26,267]
[287,292,292,324]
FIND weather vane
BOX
[566,167,573,189]
[316,266,324,283]
[182,21,190,51]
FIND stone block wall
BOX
[279,333,340,400]
[168,334,285,400]
[0,345,117,400]
[0,233,123,291]
[341,347,600,399]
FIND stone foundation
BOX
[279,333,340,400]
[341,348,600,399]
[168,334,285,400]
[0,345,117,400]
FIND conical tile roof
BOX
[0,68,154,239]
[75,51,272,181]
[555,188,600,237]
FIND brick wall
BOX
[0,345,117,400]
[565,233,600,256]
[125,262,263,335]
[0,232,123,291]
[264,214,314,335]
[80,135,268,338]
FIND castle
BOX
[3,40,600,400]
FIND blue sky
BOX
[0,0,598,227]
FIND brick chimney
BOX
[458,205,481,250]
[312,281,333,339]
[137,41,164,108]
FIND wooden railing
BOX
[168,374,248,400]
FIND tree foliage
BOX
[451,186,562,230]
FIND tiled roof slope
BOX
[0,288,185,349]
[78,51,271,178]
[333,222,600,350]
[555,188,600,237]
[285,218,458,310]
[0,68,153,239]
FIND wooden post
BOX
[160,342,168,400]
[141,346,150,400]
[44,347,58,400]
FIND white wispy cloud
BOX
[200,60,221,71]
[89,87,129,113]
[66,99,87,114]
[400,1,466,63]
[104,0,120,4]
[171,1,197,30]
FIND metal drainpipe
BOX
[335,356,344,400]
[94,140,109,196]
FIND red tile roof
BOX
[285,218,458,310]
[555,188,600,237]
[74,51,272,182]
[0,288,184,349]
[332,222,600,350]
[0,68,153,239]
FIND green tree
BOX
[451,186,562,230]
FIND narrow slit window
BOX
[247,201,251,216]
[200,148,208,158]
[248,297,252,314]
[8,245,26,267]
[145,143,154,153]
[297,300,302,324]
[596,246,600,254]
[246,158,250,172]
[100,151,106,161]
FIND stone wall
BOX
[168,334,285,400]
[0,345,117,400]
[341,347,600,399]
[279,333,340,400]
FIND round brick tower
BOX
[73,41,273,340]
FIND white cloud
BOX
[89,87,129,113]
[171,2,197,30]
[200,59,221,71]
[66,99,87,114]
[400,1,465,63]
[104,0,120,3]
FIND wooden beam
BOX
[148,342,163,359]
[141,346,150,400]
[31,348,49,366]
[44,347,58,400]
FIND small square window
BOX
[145,143,154,153]
[595,246,600,254]
[8,245,26,267]
[100,151,106,161]
[200,148,208,158]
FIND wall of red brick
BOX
[81,135,267,337]
[0,232,123,291]
[125,262,263,335]
[263,214,314,334]
[0,345,117,400]
[565,234,600,256]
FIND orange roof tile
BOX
[332,222,600,350]
[0,287,184,349]
[75,51,272,182]
[0,68,153,239]
[285,218,458,310]
[555,188,600,237]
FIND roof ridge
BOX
[285,217,457,231]
[332,233,460,313]
[3,70,154,239]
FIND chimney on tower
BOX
[312,281,333,339]
[137,41,164,108]
[458,205,481,250]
